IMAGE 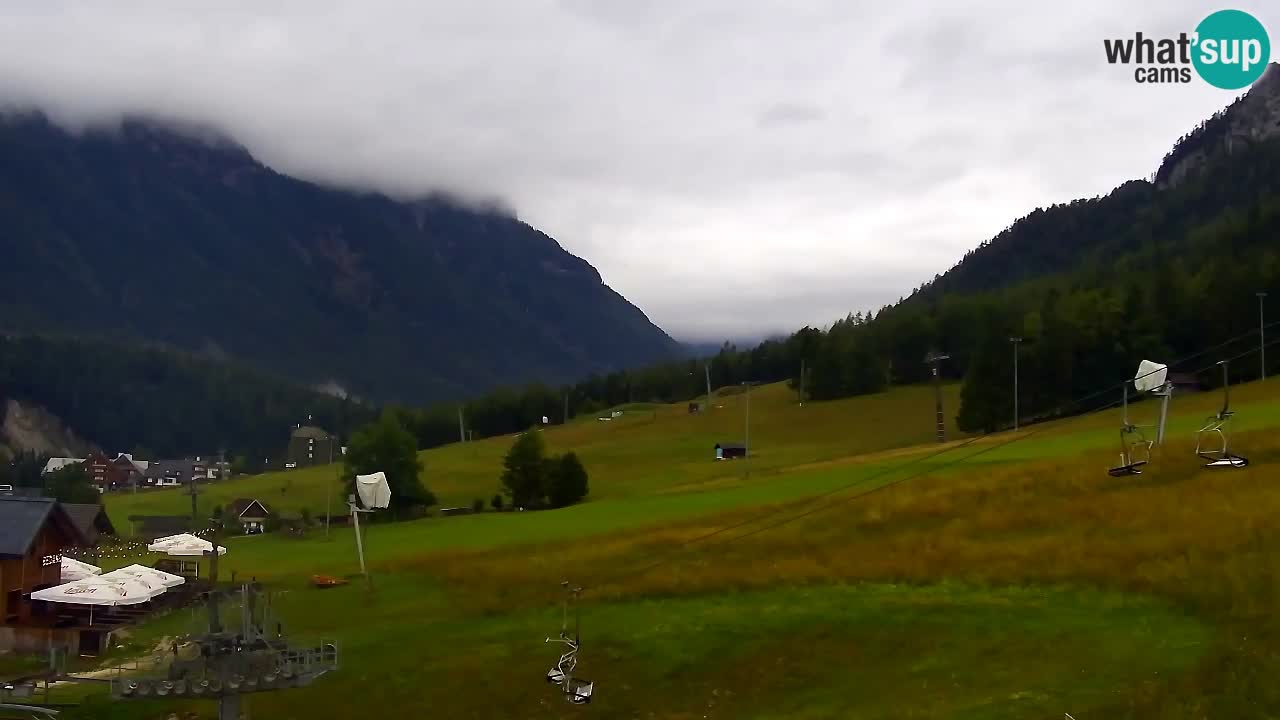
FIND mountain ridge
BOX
[0,112,679,403]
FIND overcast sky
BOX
[0,1,1276,342]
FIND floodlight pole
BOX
[705,362,713,411]
[458,405,466,443]
[1259,292,1268,382]
[1010,337,1022,431]
[325,437,335,539]
[742,380,758,477]
[926,352,950,442]
[205,524,223,635]
[187,479,200,526]
[799,359,806,406]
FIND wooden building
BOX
[61,503,116,546]
[83,452,143,492]
[0,497,87,653]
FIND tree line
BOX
[0,334,375,463]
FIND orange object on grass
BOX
[311,574,348,588]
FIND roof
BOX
[229,498,272,518]
[62,503,116,541]
[716,443,746,450]
[42,457,83,475]
[144,459,196,477]
[292,425,331,440]
[114,453,149,472]
[0,497,86,559]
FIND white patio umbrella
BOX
[32,575,163,607]
[101,564,185,589]
[60,556,102,582]
[146,533,227,556]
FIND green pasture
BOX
[38,376,1280,718]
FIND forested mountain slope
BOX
[0,113,678,404]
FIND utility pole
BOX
[926,352,950,442]
[186,477,201,526]
[1010,337,1022,431]
[799,359,806,406]
[458,405,466,443]
[704,363,713,411]
[325,436,335,539]
[744,382,751,477]
[564,393,569,424]
[742,380,759,477]
[1259,292,1268,381]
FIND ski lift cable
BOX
[581,328,1280,594]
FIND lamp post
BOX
[325,435,335,539]
[1259,292,1268,382]
[926,352,950,442]
[705,362,713,411]
[1010,337,1023,431]
[742,380,759,477]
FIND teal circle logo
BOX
[1192,10,1270,89]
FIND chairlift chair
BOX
[545,582,593,704]
[1195,360,1249,469]
[1109,385,1152,477]
[1108,360,1171,477]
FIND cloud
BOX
[757,102,827,129]
[0,0,1275,341]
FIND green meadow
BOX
[48,377,1280,718]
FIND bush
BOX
[490,493,504,511]
[472,498,484,513]
[499,431,590,510]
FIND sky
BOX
[0,1,1276,342]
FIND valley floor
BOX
[56,379,1280,718]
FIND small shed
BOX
[61,503,117,545]
[228,498,273,534]
[714,443,746,460]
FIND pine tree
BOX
[501,430,547,509]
